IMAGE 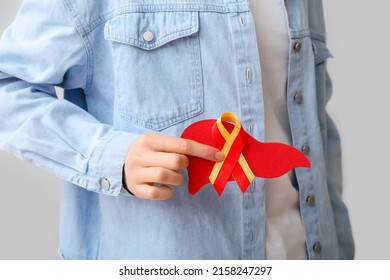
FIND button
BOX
[249,230,255,243]
[246,67,252,84]
[301,145,311,155]
[294,92,303,104]
[306,195,316,206]
[143,31,155,42]
[101,178,111,191]
[240,16,245,28]
[294,41,302,52]
[313,242,322,253]
[248,124,253,134]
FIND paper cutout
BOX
[181,112,311,196]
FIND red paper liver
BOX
[181,118,311,196]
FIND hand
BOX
[123,133,223,200]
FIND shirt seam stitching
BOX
[61,0,94,91]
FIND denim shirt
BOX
[0,0,354,259]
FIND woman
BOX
[0,0,354,259]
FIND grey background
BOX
[0,1,389,259]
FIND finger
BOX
[130,184,173,200]
[133,152,189,170]
[142,133,223,161]
[133,167,184,186]
[176,138,224,161]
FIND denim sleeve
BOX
[324,72,355,259]
[0,0,136,196]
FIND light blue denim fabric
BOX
[0,0,354,259]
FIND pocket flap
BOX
[104,12,199,50]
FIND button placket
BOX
[288,36,323,258]
[236,8,264,258]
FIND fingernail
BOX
[215,151,224,161]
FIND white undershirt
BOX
[249,0,307,259]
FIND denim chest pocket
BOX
[104,12,203,131]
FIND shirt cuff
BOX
[86,129,137,196]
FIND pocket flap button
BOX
[143,31,155,42]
